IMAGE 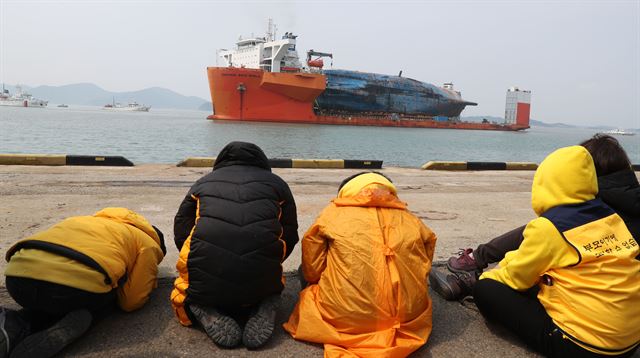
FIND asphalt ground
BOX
[0,165,637,357]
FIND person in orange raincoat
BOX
[284,172,437,358]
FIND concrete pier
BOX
[1,165,635,357]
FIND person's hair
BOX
[337,171,393,193]
[579,134,631,176]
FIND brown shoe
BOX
[429,270,477,301]
[447,248,481,274]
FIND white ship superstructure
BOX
[0,85,48,108]
[219,19,302,73]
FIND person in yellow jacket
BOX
[284,172,437,358]
[0,208,166,358]
[475,146,640,357]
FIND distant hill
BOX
[529,119,638,132]
[3,83,209,110]
[529,119,575,128]
[462,116,561,127]
[199,101,213,112]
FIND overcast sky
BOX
[1,0,638,127]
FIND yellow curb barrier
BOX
[177,157,216,167]
[292,159,344,169]
[421,161,467,170]
[0,154,66,166]
[505,162,538,170]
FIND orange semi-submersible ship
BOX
[207,21,530,131]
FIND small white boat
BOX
[604,129,635,136]
[57,104,69,108]
[103,98,150,112]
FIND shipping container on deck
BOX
[505,87,531,127]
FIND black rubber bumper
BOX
[66,155,134,166]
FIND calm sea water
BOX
[1,106,638,167]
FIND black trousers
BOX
[5,276,116,332]
[474,278,638,358]
[474,225,526,269]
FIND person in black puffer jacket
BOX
[432,133,640,301]
[170,141,298,349]
[598,167,640,243]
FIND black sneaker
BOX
[0,308,30,358]
[242,295,279,349]
[429,270,477,301]
[189,304,242,348]
[9,309,91,358]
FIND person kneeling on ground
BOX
[446,146,639,357]
[171,141,298,349]
[431,134,640,300]
[284,172,437,358]
[0,208,166,358]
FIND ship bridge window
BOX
[289,45,296,51]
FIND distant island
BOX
[2,83,212,111]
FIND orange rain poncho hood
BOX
[284,173,437,357]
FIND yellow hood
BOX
[335,173,405,209]
[337,172,397,198]
[531,146,597,215]
[94,207,161,247]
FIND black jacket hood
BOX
[598,168,640,217]
[213,141,271,171]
